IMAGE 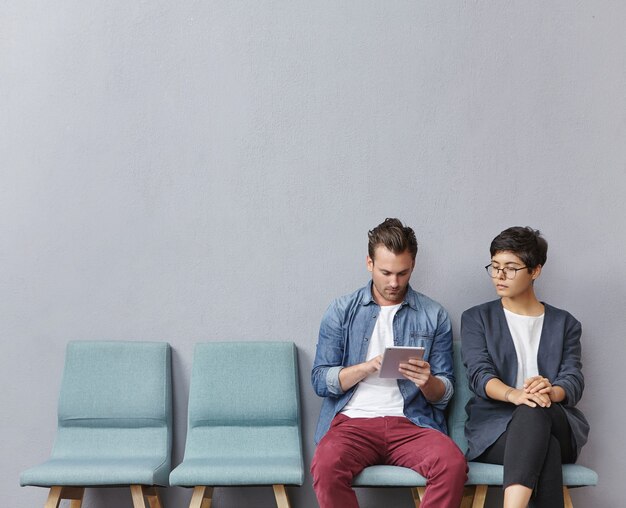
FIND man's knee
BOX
[442,443,468,479]
[311,443,335,479]
[311,441,355,485]
[426,438,468,482]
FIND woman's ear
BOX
[531,265,543,280]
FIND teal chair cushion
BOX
[169,341,304,487]
[169,456,304,486]
[463,462,598,487]
[562,464,599,487]
[351,463,505,487]
[19,457,169,486]
[352,465,426,487]
[20,341,172,487]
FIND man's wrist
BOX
[421,375,447,403]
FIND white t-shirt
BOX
[341,304,405,418]
[503,308,545,389]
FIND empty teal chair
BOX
[169,341,304,508]
[20,341,172,508]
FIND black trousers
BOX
[476,404,575,508]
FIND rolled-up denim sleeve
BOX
[325,366,343,395]
[427,308,455,409]
[432,375,454,407]
[311,301,346,397]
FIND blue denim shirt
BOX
[311,282,454,444]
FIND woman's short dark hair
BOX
[490,226,548,269]
[368,218,418,260]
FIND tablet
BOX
[379,346,426,378]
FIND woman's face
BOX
[489,251,541,299]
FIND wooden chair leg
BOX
[69,491,84,508]
[460,486,475,508]
[143,486,163,508]
[45,487,63,508]
[410,486,427,507]
[189,486,213,508]
[472,485,488,508]
[410,487,422,507]
[130,485,147,508]
[563,486,574,508]
[273,485,291,508]
[45,487,84,508]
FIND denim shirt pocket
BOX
[409,332,434,360]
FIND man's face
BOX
[367,246,415,306]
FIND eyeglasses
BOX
[484,264,528,280]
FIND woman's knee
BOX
[511,405,551,432]
[512,404,547,419]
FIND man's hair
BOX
[490,226,548,269]
[368,218,418,260]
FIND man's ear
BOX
[367,255,374,273]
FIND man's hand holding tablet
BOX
[379,346,426,378]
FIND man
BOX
[311,218,467,508]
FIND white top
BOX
[341,304,405,418]
[504,308,545,389]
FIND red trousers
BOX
[311,414,467,508]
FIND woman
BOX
[461,226,589,507]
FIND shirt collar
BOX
[361,281,419,311]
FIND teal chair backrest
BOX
[448,341,470,454]
[184,341,302,460]
[52,341,172,461]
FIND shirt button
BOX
[364,337,369,342]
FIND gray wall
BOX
[2,2,625,507]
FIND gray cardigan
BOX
[461,299,590,461]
